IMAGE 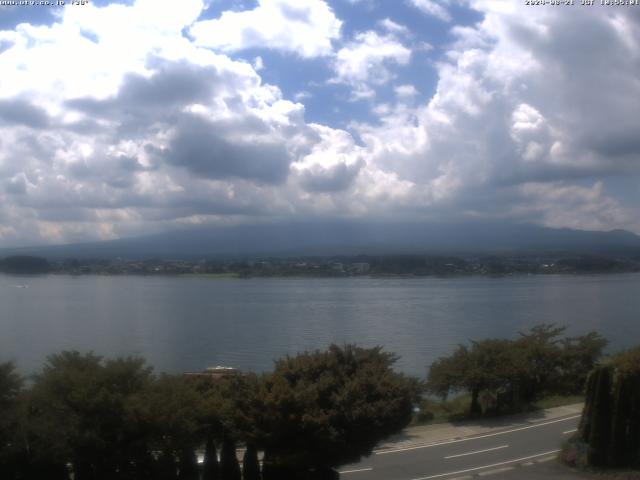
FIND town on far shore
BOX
[1,253,639,277]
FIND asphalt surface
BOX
[339,412,581,480]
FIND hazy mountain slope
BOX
[1,221,639,260]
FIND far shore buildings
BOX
[350,262,371,274]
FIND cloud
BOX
[64,61,222,127]
[517,181,634,232]
[408,0,452,22]
[298,161,363,193]
[346,2,640,231]
[164,113,293,184]
[190,0,342,58]
[395,84,419,98]
[0,0,326,245]
[0,0,639,246]
[378,18,410,36]
[4,174,28,195]
[331,31,411,99]
[0,4,59,30]
[0,99,51,129]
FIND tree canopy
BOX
[256,344,418,474]
[427,324,608,416]
[579,347,640,469]
[1,345,418,480]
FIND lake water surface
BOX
[1,273,639,377]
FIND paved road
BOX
[339,412,581,480]
[482,457,640,480]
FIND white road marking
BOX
[444,445,508,459]
[410,450,560,480]
[376,415,580,455]
[477,466,514,476]
[339,467,373,474]
[563,428,577,435]
[536,455,557,463]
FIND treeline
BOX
[0,345,418,480]
[426,324,608,416]
[0,256,51,274]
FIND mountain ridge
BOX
[1,221,639,260]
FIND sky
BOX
[0,0,639,247]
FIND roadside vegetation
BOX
[422,324,607,420]
[2,325,632,478]
[412,393,585,426]
[563,347,640,471]
[0,345,419,480]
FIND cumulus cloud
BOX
[0,0,639,246]
[190,0,342,58]
[331,31,412,99]
[292,124,364,193]
[346,1,640,230]
[0,0,325,245]
[298,161,363,193]
[164,113,294,184]
[517,181,635,232]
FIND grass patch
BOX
[412,393,583,426]
[533,394,584,410]
[411,394,471,425]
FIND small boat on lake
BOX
[183,365,241,381]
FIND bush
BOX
[578,347,640,469]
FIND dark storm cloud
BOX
[165,114,292,184]
[0,99,50,129]
[66,61,223,119]
[509,8,640,169]
[118,61,221,107]
[299,160,363,192]
[587,132,640,158]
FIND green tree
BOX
[426,348,465,401]
[559,332,608,394]
[156,448,178,480]
[219,436,241,480]
[427,325,608,416]
[427,340,516,415]
[177,447,199,480]
[201,434,219,480]
[586,367,612,467]
[134,374,207,454]
[0,362,23,478]
[256,344,417,477]
[512,324,566,402]
[579,347,640,469]
[24,351,154,479]
[242,443,260,480]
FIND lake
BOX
[1,273,639,377]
